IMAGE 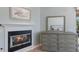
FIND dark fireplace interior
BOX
[8,30,32,52]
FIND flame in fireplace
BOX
[16,35,27,43]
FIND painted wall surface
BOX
[0,7,30,24]
[40,7,76,33]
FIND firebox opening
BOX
[8,30,32,52]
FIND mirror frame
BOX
[46,16,65,32]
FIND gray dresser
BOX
[40,31,78,52]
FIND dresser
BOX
[40,31,78,52]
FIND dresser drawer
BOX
[48,38,57,43]
[59,38,76,42]
[42,41,57,47]
[42,46,57,52]
[59,40,76,45]
[59,43,76,48]
[41,38,57,43]
[48,46,57,52]
[42,42,57,52]
[41,34,57,39]
[59,47,76,52]
[48,34,57,39]
[59,35,76,40]
[59,35,76,45]
[49,41,57,46]
[42,38,48,43]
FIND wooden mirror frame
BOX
[46,16,65,32]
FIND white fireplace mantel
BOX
[0,23,33,26]
[0,24,34,52]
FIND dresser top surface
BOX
[41,31,77,35]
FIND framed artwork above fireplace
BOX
[9,7,31,20]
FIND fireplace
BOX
[8,30,32,52]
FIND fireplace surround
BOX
[8,30,32,52]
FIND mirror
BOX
[46,16,65,32]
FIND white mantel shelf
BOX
[0,23,33,28]
[0,23,33,26]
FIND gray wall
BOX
[0,7,40,45]
[40,7,76,33]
